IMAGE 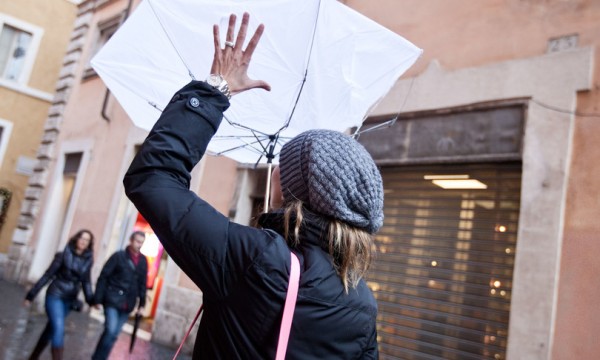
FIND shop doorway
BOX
[369,162,521,360]
[132,212,166,319]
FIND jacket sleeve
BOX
[363,327,379,359]
[25,252,62,301]
[123,81,279,300]
[94,253,118,305]
[138,257,148,308]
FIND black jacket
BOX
[94,248,147,312]
[124,81,378,359]
[26,243,94,304]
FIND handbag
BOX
[172,252,301,360]
[70,298,84,312]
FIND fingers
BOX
[234,12,249,51]
[234,79,271,94]
[218,12,262,56]
[210,12,268,95]
[253,80,271,92]
[226,14,237,48]
[213,24,220,52]
[243,23,265,62]
[211,25,221,74]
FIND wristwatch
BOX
[206,74,231,100]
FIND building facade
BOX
[3,0,241,353]
[347,1,599,359]
[4,0,600,359]
[0,0,78,270]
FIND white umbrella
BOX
[91,0,422,165]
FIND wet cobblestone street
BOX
[0,279,191,360]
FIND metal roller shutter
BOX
[369,163,521,360]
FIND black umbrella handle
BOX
[129,313,143,353]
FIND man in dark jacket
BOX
[91,231,147,360]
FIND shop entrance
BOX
[369,162,521,360]
[132,213,166,319]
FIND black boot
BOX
[28,325,51,360]
[51,346,63,360]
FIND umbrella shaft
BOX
[263,163,273,213]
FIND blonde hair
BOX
[283,200,374,292]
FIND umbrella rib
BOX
[215,137,267,156]
[148,101,164,112]
[147,0,196,80]
[271,136,289,159]
[213,135,271,139]
[222,113,270,137]
[353,118,397,138]
[251,130,270,154]
[353,76,417,139]
[276,0,323,134]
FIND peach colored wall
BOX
[345,1,600,359]
[198,156,238,214]
[346,0,599,74]
[25,0,143,258]
[59,78,132,241]
[554,47,600,359]
[57,1,143,247]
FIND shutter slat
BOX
[369,163,520,360]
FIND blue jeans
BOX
[91,306,130,360]
[42,294,72,348]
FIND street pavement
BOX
[0,278,192,360]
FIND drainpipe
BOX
[101,0,134,122]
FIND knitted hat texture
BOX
[278,129,384,233]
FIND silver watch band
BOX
[206,74,231,100]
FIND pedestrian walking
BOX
[91,231,147,360]
[122,13,382,359]
[24,229,95,360]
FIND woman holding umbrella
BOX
[23,229,95,360]
[124,12,382,359]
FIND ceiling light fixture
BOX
[424,174,488,189]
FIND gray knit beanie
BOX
[278,129,384,234]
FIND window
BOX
[0,24,32,81]
[0,187,11,233]
[0,13,42,84]
[0,118,13,170]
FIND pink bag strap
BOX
[173,252,301,360]
[172,304,203,360]
[276,252,300,360]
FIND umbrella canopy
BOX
[91,0,422,164]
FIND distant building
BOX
[0,0,78,271]
[5,0,600,359]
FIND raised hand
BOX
[211,12,271,95]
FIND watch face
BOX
[207,74,224,87]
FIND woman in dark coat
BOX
[24,229,95,360]
[123,13,382,359]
